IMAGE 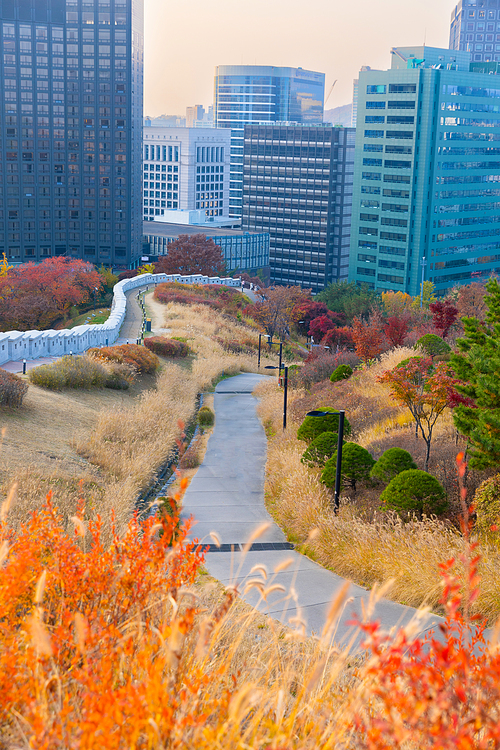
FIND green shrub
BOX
[474,474,500,537]
[198,405,215,427]
[416,334,451,358]
[144,336,189,358]
[301,431,339,467]
[88,344,159,374]
[297,407,351,444]
[370,447,417,484]
[320,442,375,492]
[29,355,108,390]
[330,364,353,383]
[0,368,28,407]
[380,469,447,517]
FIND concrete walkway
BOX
[181,373,443,645]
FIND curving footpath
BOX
[181,373,444,645]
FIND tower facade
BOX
[349,45,500,296]
[0,0,143,268]
[242,123,354,292]
[450,0,500,63]
[214,65,325,217]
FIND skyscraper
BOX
[349,45,500,296]
[0,0,143,269]
[214,65,325,217]
[450,0,500,63]
[242,123,354,292]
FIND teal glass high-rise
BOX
[349,45,500,295]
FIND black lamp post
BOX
[265,365,288,430]
[258,334,283,370]
[305,409,345,513]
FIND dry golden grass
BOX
[1,290,276,536]
[256,364,500,625]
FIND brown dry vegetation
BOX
[256,350,500,624]
[0,289,275,536]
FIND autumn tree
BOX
[155,234,226,277]
[0,257,102,331]
[381,290,413,317]
[252,285,311,341]
[308,315,336,341]
[453,281,488,321]
[429,299,458,339]
[351,310,387,362]
[452,277,500,469]
[384,316,409,347]
[379,357,462,471]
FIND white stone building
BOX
[143,127,231,222]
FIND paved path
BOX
[181,373,443,645]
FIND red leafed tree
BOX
[322,325,355,350]
[308,315,336,341]
[378,357,466,471]
[0,257,102,331]
[351,313,388,362]
[429,299,458,339]
[155,234,226,277]
[383,315,409,347]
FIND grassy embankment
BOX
[256,347,500,624]
[0,287,275,535]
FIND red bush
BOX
[88,344,159,373]
[0,368,28,407]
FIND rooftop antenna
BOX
[423,27,427,46]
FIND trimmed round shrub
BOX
[144,336,189,358]
[301,431,339,467]
[416,334,451,358]
[330,364,353,383]
[320,442,375,492]
[297,407,352,444]
[370,447,417,484]
[474,474,500,536]
[0,368,28,407]
[380,469,447,517]
[198,405,215,427]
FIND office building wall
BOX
[143,126,231,221]
[450,0,500,62]
[242,123,354,293]
[214,65,325,217]
[349,45,500,295]
[0,0,143,268]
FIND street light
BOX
[265,365,288,430]
[305,409,345,513]
[420,257,426,309]
[93,286,98,311]
[258,334,283,370]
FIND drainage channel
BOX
[205,542,295,553]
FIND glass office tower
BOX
[349,45,500,296]
[0,0,143,268]
[450,0,500,63]
[214,65,325,217]
[242,124,354,292]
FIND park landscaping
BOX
[2,273,500,746]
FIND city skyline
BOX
[144,0,453,117]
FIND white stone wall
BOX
[0,273,241,366]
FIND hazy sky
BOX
[144,0,455,117]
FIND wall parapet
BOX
[0,273,241,365]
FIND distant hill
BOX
[324,103,353,128]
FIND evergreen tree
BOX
[452,277,500,469]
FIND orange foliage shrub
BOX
[88,343,159,373]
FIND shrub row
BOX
[144,336,189,358]
[0,368,28,407]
